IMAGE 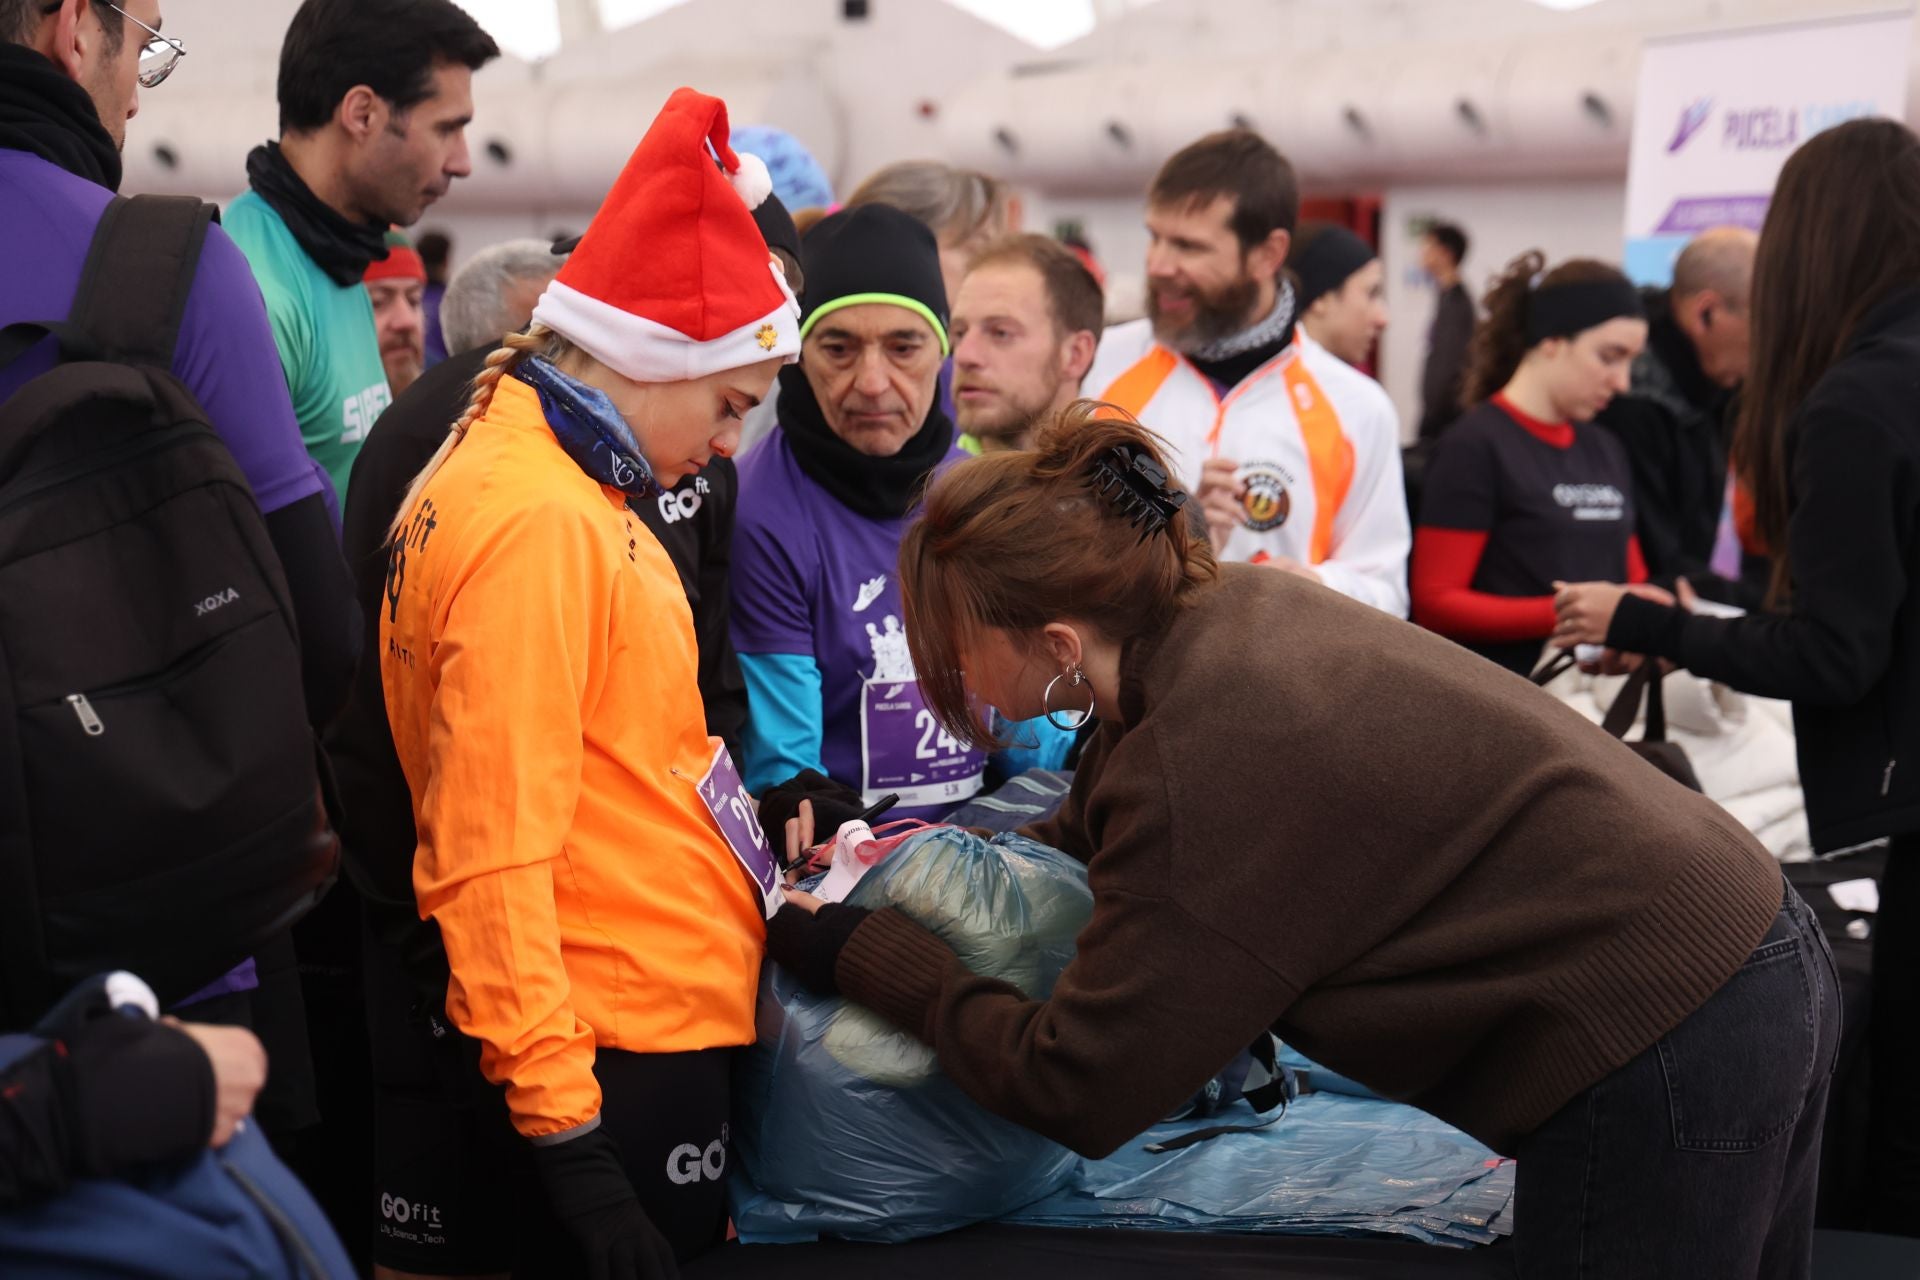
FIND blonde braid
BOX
[385,325,563,543]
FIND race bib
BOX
[696,743,782,919]
[859,678,986,810]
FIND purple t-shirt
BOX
[733,428,983,816]
[0,149,328,519]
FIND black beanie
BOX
[798,204,950,354]
[752,193,801,265]
[1291,222,1378,313]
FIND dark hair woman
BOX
[1556,116,1920,1234]
[766,401,1838,1276]
[1411,253,1651,674]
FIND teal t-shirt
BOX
[224,190,389,503]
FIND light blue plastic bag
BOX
[1004,1092,1514,1248]
[730,829,1093,1242]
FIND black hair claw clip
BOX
[1088,444,1190,542]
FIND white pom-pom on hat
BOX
[729,150,773,210]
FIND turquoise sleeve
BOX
[738,652,826,795]
[990,712,1077,778]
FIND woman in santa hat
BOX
[379,88,798,1278]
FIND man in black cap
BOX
[323,195,801,1280]
[1290,220,1387,372]
[732,203,1072,825]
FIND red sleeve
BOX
[1626,535,1648,585]
[1410,527,1558,643]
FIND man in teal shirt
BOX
[226,0,497,504]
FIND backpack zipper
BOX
[66,693,105,736]
[52,617,261,738]
[1885,759,1899,798]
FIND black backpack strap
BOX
[0,319,87,372]
[67,193,216,368]
[0,195,214,377]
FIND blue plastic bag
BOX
[1004,1092,1514,1248]
[731,829,1094,1242]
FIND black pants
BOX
[1872,832,1920,1234]
[367,929,733,1275]
[1514,881,1841,1278]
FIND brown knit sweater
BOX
[835,563,1782,1158]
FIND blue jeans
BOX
[1515,879,1841,1278]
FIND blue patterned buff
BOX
[519,353,661,499]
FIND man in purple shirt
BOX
[0,0,358,1148]
[0,0,357,728]
[734,206,1073,824]
[734,205,978,821]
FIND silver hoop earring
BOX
[1043,667,1096,732]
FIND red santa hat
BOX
[530,87,801,383]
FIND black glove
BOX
[766,902,872,997]
[34,974,216,1181]
[757,770,868,865]
[531,1127,679,1280]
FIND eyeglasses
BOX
[107,3,185,88]
[44,1,186,87]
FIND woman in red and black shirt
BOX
[1413,253,1650,674]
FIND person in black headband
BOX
[1290,220,1388,368]
[1524,276,1648,345]
[1410,251,1652,676]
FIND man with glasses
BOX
[1,0,357,720]
[0,0,360,1215]
[224,0,498,505]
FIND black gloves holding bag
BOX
[765,901,872,998]
[532,1128,679,1280]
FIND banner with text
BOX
[1624,10,1912,285]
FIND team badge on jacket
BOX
[1237,461,1294,532]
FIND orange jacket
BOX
[380,373,763,1141]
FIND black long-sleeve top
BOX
[1609,287,1920,852]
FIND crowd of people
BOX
[0,1,1916,1278]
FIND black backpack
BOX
[0,194,338,1025]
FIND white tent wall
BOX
[123,0,1030,271]
[118,0,1914,337]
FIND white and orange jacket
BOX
[1087,320,1411,617]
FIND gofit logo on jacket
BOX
[656,474,710,524]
